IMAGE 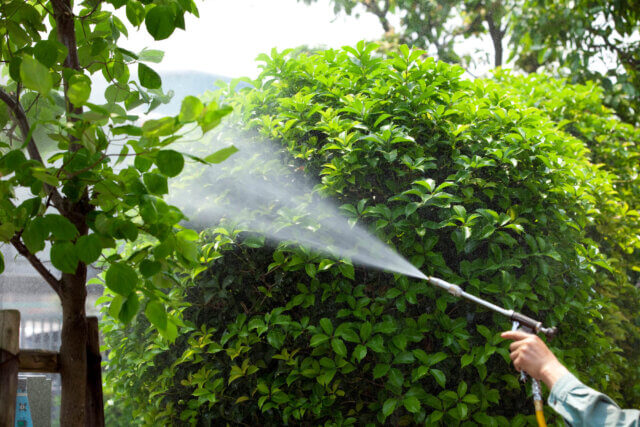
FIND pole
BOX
[0,309,20,427]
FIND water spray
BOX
[423,274,554,427]
[175,133,555,425]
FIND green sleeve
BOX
[548,372,640,426]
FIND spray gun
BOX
[424,276,556,427]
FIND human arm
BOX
[501,330,640,426]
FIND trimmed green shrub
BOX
[103,43,640,426]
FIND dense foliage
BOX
[299,0,640,124]
[103,43,640,425]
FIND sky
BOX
[121,0,387,79]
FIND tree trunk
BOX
[59,269,88,427]
[486,2,504,68]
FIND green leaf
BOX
[20,55,52,95]
[200,104,232,132]
[373,363,390,379]
[51,242,78,273]
[44,215,78,240]
[353,344,367,361]
[143,172,168,195]
[204,146,238,164]
[462,393,480,404]
[142,117,176,137]
[156,150,184,177]
[108,295,124,319]
[138,63,162,89]
[140,259,162,277]
[339,263,355,280]
[22,218,48,253]
[310,333,329,347]
[431,369,446,387]
[461,354,473,368]
[145,300,167,330]
[0,251,4,274]
[119,292,140,323]
[33,40,59,68]
[126,1,145,26]
[319,318,333,335]
[0,223,15,242]
[145,5,176,40]
[331,338,347,357]
[367,335,385,352]
[138,49,164,63]
[360,321,372,341]
[176,233,199,264]
[387,368,404,388]
[0,104,9,129]
[179,96,204,122]
[75,234,102,264]
[67,74,91,106]
[105,262,138,296]
[382,398,398,417]
[403,396,421,413]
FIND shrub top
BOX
[103,43,640,426]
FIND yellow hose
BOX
[534,399,547,427]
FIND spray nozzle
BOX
[425,275,558,338]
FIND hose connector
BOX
[510,311,558,337]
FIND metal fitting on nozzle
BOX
[427,276,463,297]
[511,311,558,337]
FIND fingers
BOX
[512,354,523,373]
[501,330,533,341]
[509,339,530,351]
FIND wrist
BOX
[540,360,569,389]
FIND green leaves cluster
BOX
[0,0,234,339]
[103,43,640,425]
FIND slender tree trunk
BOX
[486,1,504,68]
[51,2,91,425]
[59,269,88,427]
[492,33,503,68]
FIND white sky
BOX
[121,0,386,78]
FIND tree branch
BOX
[10,235,62,298]
[0,88,65,211]
[363,0,392,33]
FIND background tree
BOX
[299,0,639,123]
[297,0,512,69]
[0,1,233,425]
[511,0,640,124]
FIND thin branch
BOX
[0,88,65,211]
[10,235,62,298]
[78,1,102,20]
[35,0,54,16]
[62,153,107,180]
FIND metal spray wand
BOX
[424,276,556,427]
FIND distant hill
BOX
[154,71,237,115]
[90,70,250,116]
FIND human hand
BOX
[501,330,569,389]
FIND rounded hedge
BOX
[103,43,640,425]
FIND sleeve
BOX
[548,372,640,426]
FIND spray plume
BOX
[171,128,427,280]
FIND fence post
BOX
[85,316,104,427]
[0,309,20,427]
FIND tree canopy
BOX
[298,0,640,123]
[0,1,234,424]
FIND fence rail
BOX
[0,310,104,427]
